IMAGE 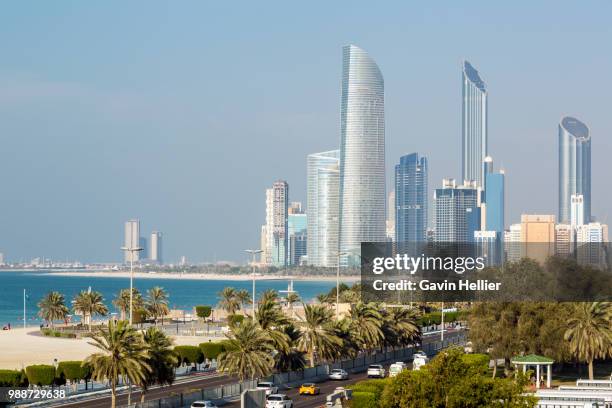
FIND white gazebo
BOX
[511,354,554,388]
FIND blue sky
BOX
[0,2,611,263]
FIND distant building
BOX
[395,153,428,243]
[570,194,585,228]
[139,236,148,260]
[483,156,505,233]
[386,190,395,242]
[520,214,556,264]
[559,116,591,224]
[434,179,480,242]
[288,210,307,266]
[288,202,303,215]
[462,60,488,189]
[504,224,522,262]
[150,231,163,265]
[124,219,141,263]
[307,150,340,267]
[555,224,574,257]
[271,180,289,267]
[261,188,275,265]
[576,222,609,267]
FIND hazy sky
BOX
[1,2,611,264]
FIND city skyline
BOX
[1,3,611,263]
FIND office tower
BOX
[504,224,522,262]
[271,180,289,267]
[576,222,608,267]
[139,236,148,260]
[339,45,386,265]
[307,150,340,267]
[288,210,307,266]
[559,116,591,223]
[520,214,556,264]
[434,179,480,242]
[150,231,163,265]
[124,219,140,262]
[474,230,502,266]
[386,190,395,241]
[262,188,274,265]
[483,156,505,233]
[395,153,428,243]
[462,60,488,188]
[555,224,574,257]
[570,194,585,228]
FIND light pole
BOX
[245,249,263,322]
[335,252,349,320]
[121,245,143,326]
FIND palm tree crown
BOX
[37,291,69,327]
[73,289,108,332]
[146,287,170,325]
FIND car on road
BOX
[367,364,386,378]
[299,382,320,395]
[190,401,218,408]
[329,368,349,380]
[265,394,293,408]
[389,361,408,377]
[257,381,279,396]
[413,354,429,370]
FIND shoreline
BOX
[40,271,360,282]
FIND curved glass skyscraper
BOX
[339,45,385,263]
[462,60,488,188]
[559,116,591,223]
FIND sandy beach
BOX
[0,326,210,370]
[44,271,359,282]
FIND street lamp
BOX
[121,245,143,326]
[245,249,263,322]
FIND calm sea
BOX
[0,271,339,327]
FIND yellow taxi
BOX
[298,383,320,395]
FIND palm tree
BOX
[381,307,421,350]
[348,302,383,353]
[112,288,144,321]
[236,289,251,309]
[73,290,109,332]
[217,319,275,381]
[297,304,342,367]
[84,320,150,408]
[274,324,306,372]
[137,327,178,403]
[37,291,69,327]
[286,292,300,319]
[218,287,240,315]
[256,297,290,354]
[259,289,279,304]
[564,302,612,379]
[146,287,170,325]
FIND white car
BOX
[389,362,407,377]
[257,381,279,396]
[190,401,218,408]
[413,355,429,370]
[329,368,349,380]
[367,364,385,378]
[265,394,293,408]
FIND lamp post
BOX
[245,249,263,322]
[121,245,143,326]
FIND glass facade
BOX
[306,150,340,267]
[434,179,480,242]
[271,180,289,267]
[339,45,386,264]
[395,153,428,242]
[288,213,307,265]
[558,116,591,224]
[462,61,488,189]
[483,156,505,234]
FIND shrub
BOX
[349,379,388,400]
[227,314,244,326]
[0,369,23,387]
[461,353,490,374]
[195,305,212,319]
[199,342,224,360]
[25,365,56,386]
[57,361,90,382]
[349,391,378,408]
[174,345,204,366]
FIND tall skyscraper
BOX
[271,180,289,267]
[483,156,505,233]
[462,60,488,189]
[395,153,428,242]
[123,219,140,263]
[434,179,480,242]
[570,194,585,228]
[307,150,340,267]
[288,203,307,266]
[559,116,591,223]
[150,231,163,265]
[339,45,386,264]
[386,190,395,242]
[261,188,274,265]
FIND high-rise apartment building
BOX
[504,224,522,262]
[483,156,505,233]
[150,231,163,265]
[124,219,141,263]
[555,224,574,257]
[570,194,585,228]
[462,61,488,189]
[307,150,340,267]
[559,116,591,223]
[520,214,556,264]
[386,190,395,242]
[261,188,274,265]
[576,222,608,267]
[271,180,289,267]
[288,204,307,266]
[395,153,428,242]
[339,45,386,265]
[434,179,480,242]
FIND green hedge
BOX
[349,391,378,408]
[0,369,27,387]
[461,353,490,373]
[57,361,90,382]
[195,305,212,319]
[349,379,388,399]
[199,342,224,360]
[174,345,204,366]
[41,328,77,339]
[25,365,56,386]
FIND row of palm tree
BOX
[37,286,170,330]
[85,320,177,408]
[217,289,421,381]
[217,287,251,315]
